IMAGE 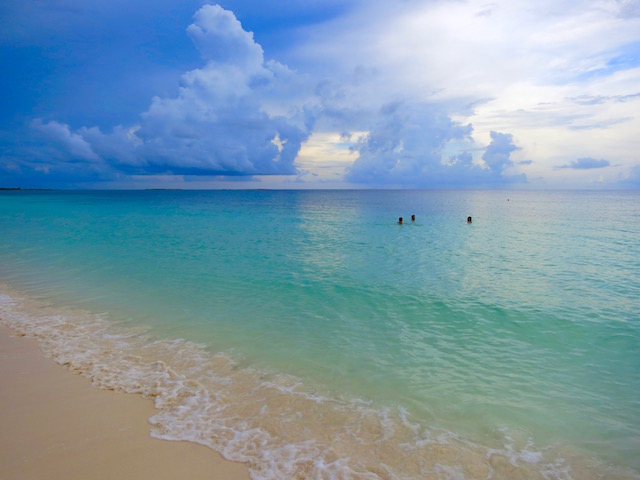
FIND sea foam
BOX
[2,286,635,480]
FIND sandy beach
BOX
[0,326,251,480]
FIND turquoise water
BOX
[1,189,639,479]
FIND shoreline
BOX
[0,325,251,480]
[1,283,637,479]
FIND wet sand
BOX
[0,326,251,480]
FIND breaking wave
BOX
[1,286,636,480]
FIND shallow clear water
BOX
[1,189,639,479]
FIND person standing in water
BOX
[398,217,403,224]
[411,215,415,222]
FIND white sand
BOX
[0,326,251,480]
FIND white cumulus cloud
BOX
[26,4,313,179]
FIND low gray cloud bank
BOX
[346,106,525,187]
[559,157,611,170]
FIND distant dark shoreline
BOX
[0,187,58,191]
[1,187,636,193]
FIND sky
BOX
[1,0,640,189]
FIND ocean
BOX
[0,189,638,479]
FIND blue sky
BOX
[1,0,639,189]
